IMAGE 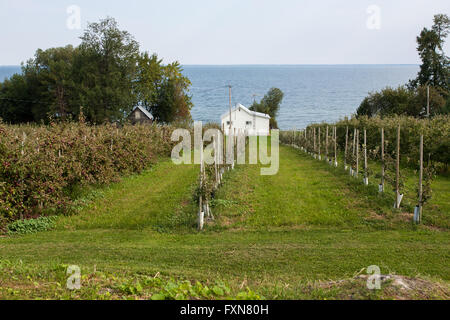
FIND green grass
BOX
[0,148,449,300]
[58,159,199,232]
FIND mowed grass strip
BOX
[215,145,384,228]
[1,228,449,298]
[57,159,199,231]
[214,144,450,230]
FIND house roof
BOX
[221,103,270,120]
[131,105,154,120]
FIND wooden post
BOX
[344,126,348,169]
[313,127,316,156]
[418,134,424,223]
[356,130,359,177]
[364,129,368,185]
[380,128,385,192]
[334,126,337,166]
[234,127,237,165]
[395,125,401,208]
[318,127,321,159]
[198,145,204,230]
[325,126,329,161]
[213,138,218,186]
[222,123,226,162]
[353,128,356,156]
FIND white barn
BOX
[221,103,270,136]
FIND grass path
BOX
[58,159,199,231]
[0,149,449,299]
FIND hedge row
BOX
[0,122,176,225]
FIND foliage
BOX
[0,121,176,225]
[282,115,450,170]
[409,14,450,91]
[420,163,436,206]
[6,216,56,235]
[0,17,192,124]
[0,260,263,300]
[250,87,284,129]
[357,14,449,119]
[356,86,447,117]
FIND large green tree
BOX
[134,55,192,123]
[250,87,284,129]
[409,14,450,91]
[23,45,77,120]
[75,17,140,123]
[0,17,193,124]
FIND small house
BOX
[221,103,270,136]
[128,106,154,125]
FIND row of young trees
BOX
[280,115,450,223]
[0,17,192,125]
[357,14,450,118]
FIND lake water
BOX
[1,65,418,129]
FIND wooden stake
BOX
[313,127,316,156]
[334,126,337,166]
[418,134,424,222]
[213,138,218,186]
[353,128,356,156]
[344,126,348,169]
[364,129,368,184]
[222,123,226,160]
[356,130,359,177]
[395,125,401,208]
[318,127,321,158]
[325,126,329,160]
[198,145,204,230]
[381,128,385,192]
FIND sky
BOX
[0,0,449,65]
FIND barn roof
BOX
[221,103,270,120]
[131,105,154,120]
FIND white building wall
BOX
[221,105,270,136]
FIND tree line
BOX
[357,14,450,118]
[0,17,192,124]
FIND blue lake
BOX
[1,64,418,129]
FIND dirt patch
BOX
[312,274,450,300]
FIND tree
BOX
[0,17,193,124]
[134,52,164,110]
[75,17,140,123]
[0,74,36,123]
[250,87,284,129]
[409,14,450,91]
[356,86,446,118]
[23,46,77,120]
[151,62,193,123]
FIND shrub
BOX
[0,121,176,226]
[6,216,57,235]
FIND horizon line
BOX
[1,63,420,67]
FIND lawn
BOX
[0,146,449,300]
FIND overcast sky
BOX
[0,0,449,65]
